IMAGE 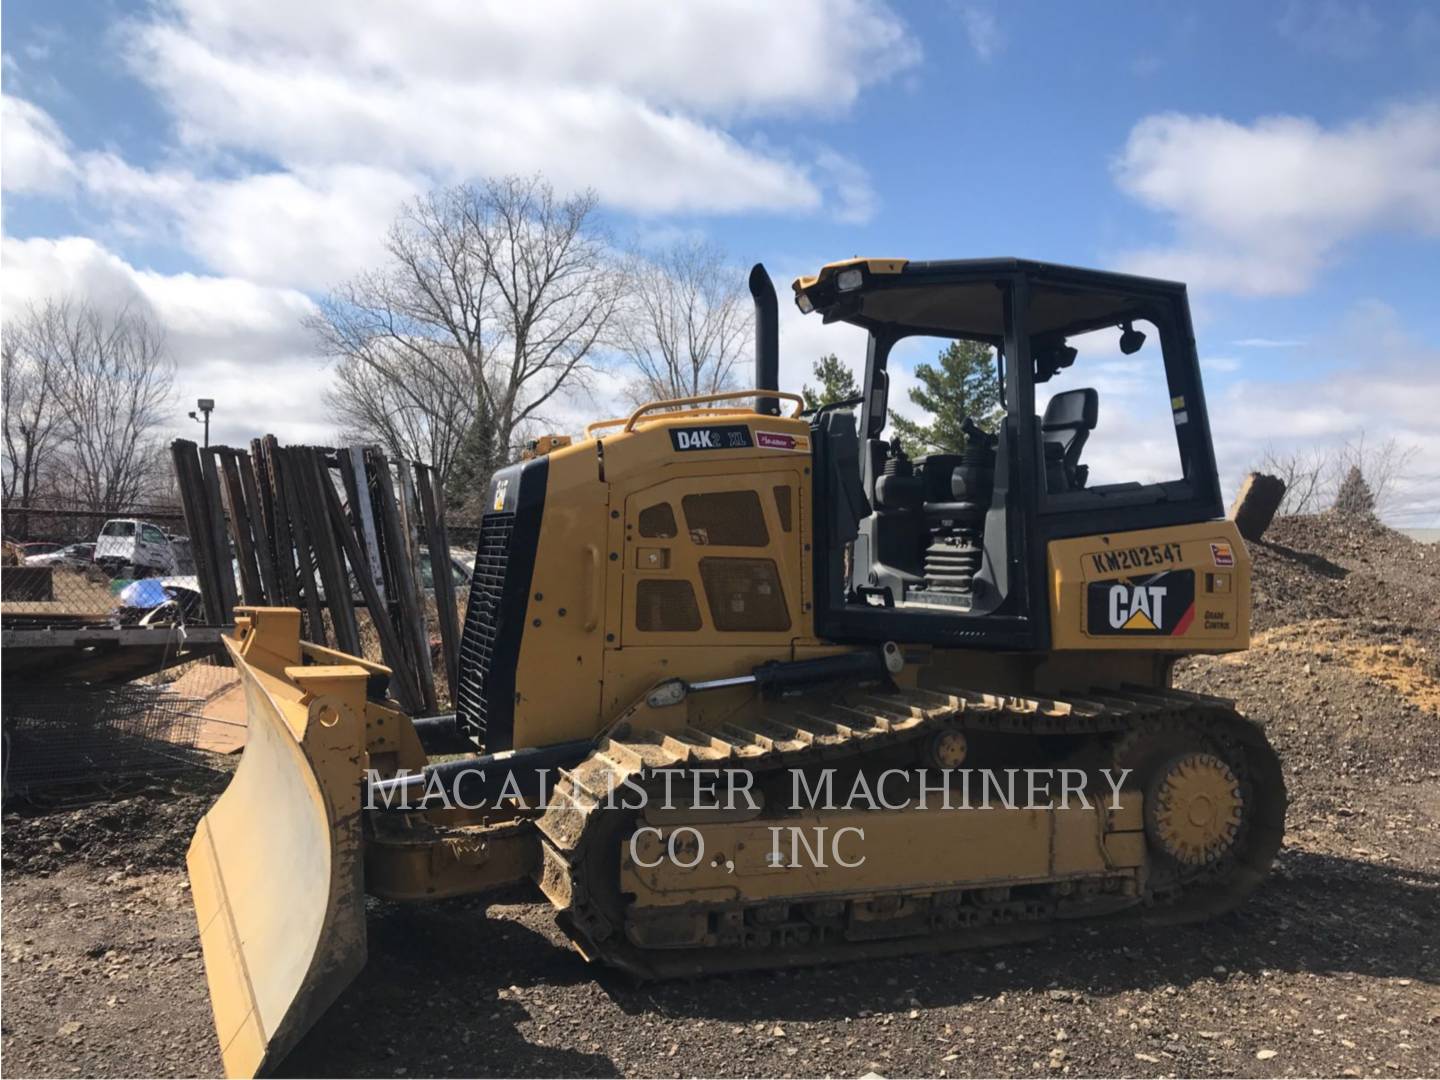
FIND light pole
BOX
[188,398,215,448]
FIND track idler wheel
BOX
[1146,752,1244,866]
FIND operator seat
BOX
[818,408,871,544]
[1042,388,1098,492]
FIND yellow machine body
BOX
[187,258,1282,1075]
[187,611,373,1078]
[495,404,1251,751]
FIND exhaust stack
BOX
[749,263,779,416]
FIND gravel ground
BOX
[3,512,1438,1078]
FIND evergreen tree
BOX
[890,339,1002,457]
[801,353,860,411]
[444,408,505,515]
[1332,465,1376,516]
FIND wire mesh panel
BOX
[1,501,201,628]
[2,682,211,799]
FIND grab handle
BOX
[583,544,602,632]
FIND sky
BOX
[3,0,1438,526]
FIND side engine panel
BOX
[1048,521,1250,652]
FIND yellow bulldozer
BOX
[188,258,1285,1076]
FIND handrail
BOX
[584,415,631,437]
[587,407,764,437]
[622,389,805,433]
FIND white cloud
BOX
[5,4,918,302]
[1201,355,1241,373]
[811,148,879,225]
[1113,102,1440,295]
[1232,337,1305,348]
[955,5,1004,61]
[1277,0,1382,61]
[1,94,76,194]
[1212,300,1440,524]
[121,0,917,221]
[83,155,423,290]
[134,1,915,119]
[1,137,423,291]
[1,235,334,447]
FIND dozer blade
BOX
[187,609,372,1078]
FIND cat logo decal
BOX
[1086,570,1195,636]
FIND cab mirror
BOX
[1119,321,1146,355]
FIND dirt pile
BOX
[1248,512,1440,635]
[1177,511,1440,814]
[1,775,225,878]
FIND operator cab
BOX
[794,258,1222,650]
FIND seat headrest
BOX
[1042,387,1098,432]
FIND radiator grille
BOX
[635,579,702,632]
[456,510,515,738]
[638,502,678,538]
[683,490,769,547]
[699,557,790,632]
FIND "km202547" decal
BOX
[1088,542,1182,575]
[1086,570,1196,636]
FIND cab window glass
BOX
[885,335,1005,456]
[1028,286,1192,501]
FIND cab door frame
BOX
[810,271,1043,652]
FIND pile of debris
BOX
[1178,511,1440,807]
[1,774,226,877]
[1247,512,1439,633]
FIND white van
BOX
[94,518,180,577]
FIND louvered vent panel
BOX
[455,511,514,738]
[638,502,678,538]
[635,579,703,632]
[682,490,769,547]
[699,557,790,632]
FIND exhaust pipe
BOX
[749,263,779,416]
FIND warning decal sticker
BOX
[755,431,808,451]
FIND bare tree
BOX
[2,320,67,530]
[1249,431,1418,518]
[617,240,754,406]
[1256,443,1328,514]
[324,343,476,482]
[4,300,175,515]
[310,176,622,496]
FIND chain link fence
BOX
[2,501,202,628]
[1,472,476,799]
[1,680,212,800]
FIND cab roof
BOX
[791,257,1188,341]
[792,256,1185,295]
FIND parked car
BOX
[419,550,472,592]
[94,518,181,577]
[24,542,96,568]
[17,541,64,559]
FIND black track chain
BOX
[533,681,1284,977]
